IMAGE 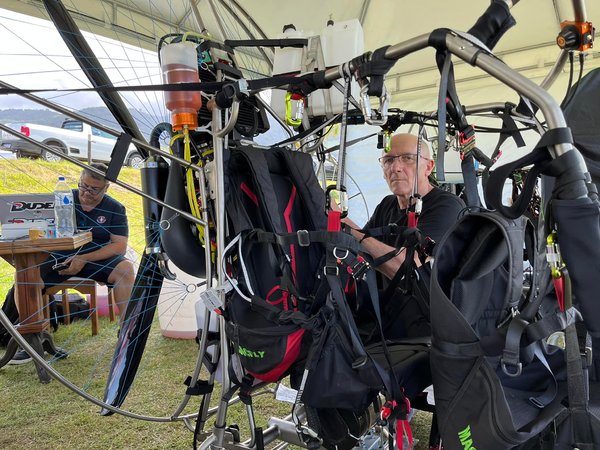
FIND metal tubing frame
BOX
[0,80,205,173]
[209,103,232,450]
[322,31,585,171]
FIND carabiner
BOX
[546,232,564,279]
[381,130,392,153]
[285,92,304,128]
[359,84,390,126]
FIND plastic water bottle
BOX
[54,176,75,238]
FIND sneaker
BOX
[8,349,32,365]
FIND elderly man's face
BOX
[379,135,433,200]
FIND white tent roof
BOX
[2,0,599,108]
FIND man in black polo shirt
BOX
[8,163,135,364]
[41,163,135,305]
[334,133,465,341]
[341,133,465,279]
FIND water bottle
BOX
[54,176,75,238]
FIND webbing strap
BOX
[460,152,482,207]
[485,128,575,219]
[435,52,451,182]
[563,270,595,445]
[490,104,526,161]
[527,344,559,409]
[249,228,360,253]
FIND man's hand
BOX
[58,255,87,276]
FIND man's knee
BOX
[109,259,135,285]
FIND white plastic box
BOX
[270,19,364,121]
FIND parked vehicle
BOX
[0,119,144,168]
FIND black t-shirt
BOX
[365,187,465,248]
[73,189,128,253]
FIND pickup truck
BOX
[0,119,144,168]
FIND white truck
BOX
[0,118,144,168]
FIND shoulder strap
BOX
[275,148,327,231]
[227,146,285,234]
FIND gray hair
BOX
[81,163,109,185]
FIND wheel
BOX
[127,151,144,168]
[42,145,64,163]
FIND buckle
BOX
[324,265,339,276]
[350,256,370,280]
[501,357,522,377]
[297,229,310,247]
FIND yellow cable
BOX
[182,127,206,245]
[170,134,184,149]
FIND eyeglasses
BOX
[378,154,430,168]
[78,181,106,196]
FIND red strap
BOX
[553,276,565,312]
[396,418,413,449]
[327,210,341,232]
[408,211,418,228]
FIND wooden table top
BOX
[0,231,92,255]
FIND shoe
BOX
[8,349,32,365]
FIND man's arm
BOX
[58,234,128,276]
[341,215,409,280]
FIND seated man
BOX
[337,133,465,337]
[8,163,135,364]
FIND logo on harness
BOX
[238,346,265,359]
[458,425,476,450]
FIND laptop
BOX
[0,193,55,238]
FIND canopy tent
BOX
[0,0,599,177]
[1,0,599,108]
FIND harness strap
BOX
[485,128,580,219]
[490,103,526,161]
[352,46,396,97]
[249,228,360,253]
[523,343,559,409]
[562,269,595,446]
[435,51,452,182]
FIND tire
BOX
[127,151,143,168]
[42,145,64,163]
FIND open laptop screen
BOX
[0,193,55,225]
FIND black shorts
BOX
[40,253,127,289]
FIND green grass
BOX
[0,159,434,449]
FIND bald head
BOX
[388,133,431,159]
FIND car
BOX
[0,119,143,168]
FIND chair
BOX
[44,278,117,336]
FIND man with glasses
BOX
[334,133,465,342]
[43,163,135,299]
[341,133,464,278]
[7,163,135,364]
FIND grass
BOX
[0,159,434,449]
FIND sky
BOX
[0,8,164,115]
